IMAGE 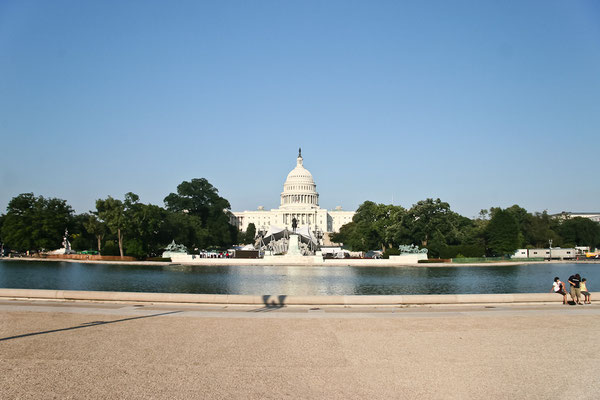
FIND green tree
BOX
[453,210,488,250]
[244,223,257,244]
[558,217,600,248]
[70,213,97,252]
[96,196,126,257]
[1,193,73,252]
[352,201,384,251]
[403,199,452,247]
[503,204,531,247]
[485,208,520,256]
[402,198,462,256]
[0,214,4,231]
[331,202,407,252]
[333,201,381,251]
[371,204,407,251]
[162,211,206,250]
[83,214,107,254]
[164,178,230,224]
[123,197,168,258]
[164,178,237,249]
[330,221,357,247]
[526,211,559,248]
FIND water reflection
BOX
[0,260,598,295]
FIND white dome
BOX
[280,150,319,209]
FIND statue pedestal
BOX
[388,254,428,264]
[261,233,323,264]
[286,234,303,256]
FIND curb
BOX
[0,289,594,306]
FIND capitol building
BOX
[230,150,355,237]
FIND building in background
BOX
[552,212,600,223]
[230,150,355,238]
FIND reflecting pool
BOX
[0,260,597,295]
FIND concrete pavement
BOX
[1,299,599,399]
[3,288,598,306]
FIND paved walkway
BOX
[1,300,599,399]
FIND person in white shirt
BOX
[551,277,567,305]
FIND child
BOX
[551,277,567,305]
[581,278,591,304]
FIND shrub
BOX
[145,257,171,262]
[439,244,485,259]
[102,241,120,256]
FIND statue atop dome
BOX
[296,147,304,166]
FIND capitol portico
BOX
[230,150,355,236]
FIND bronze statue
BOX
[291,217,298,233]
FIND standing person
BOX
[551,277,567,305]
[568,273,582,305]
[580,278,592,304]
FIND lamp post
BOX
[549,239,553,261]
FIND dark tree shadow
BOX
[0,311,181,342]
[249,295,287,312]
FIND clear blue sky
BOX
[1,0,599,218]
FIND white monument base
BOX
[262,234,323,264]
[262,253,324,264]
[48,248,76,255]
[171,235,324,265]
[286,235,303,256]
[162,251,187,259]
[388,254,428,264]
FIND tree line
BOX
[331,199,600,258]
[0,178,238,258]
[1,186,599,259]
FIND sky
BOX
[1,0,599,219]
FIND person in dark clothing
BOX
[568,274,582,305]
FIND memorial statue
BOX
[47,228,75,254]
[162,240,188,259]
[62,229,72,253]
[291,217,298,233]
[164,240,188,253]
[399,244,428,254]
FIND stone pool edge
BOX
[4,257,600,267]
[0,288,594,306]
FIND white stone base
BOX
[263,254,324,264]
[47,248,76,255]
[388,254,428,264]
[261,234,323,263]
[162,251,188,258]
[286,235,303,256]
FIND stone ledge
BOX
[0,289,594,306]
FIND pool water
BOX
[0,260,597,296]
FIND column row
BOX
[281,194,318,205]
[283,213,317,225]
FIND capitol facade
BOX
[230,150,355,236]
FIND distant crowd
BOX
[197,251,233,258]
